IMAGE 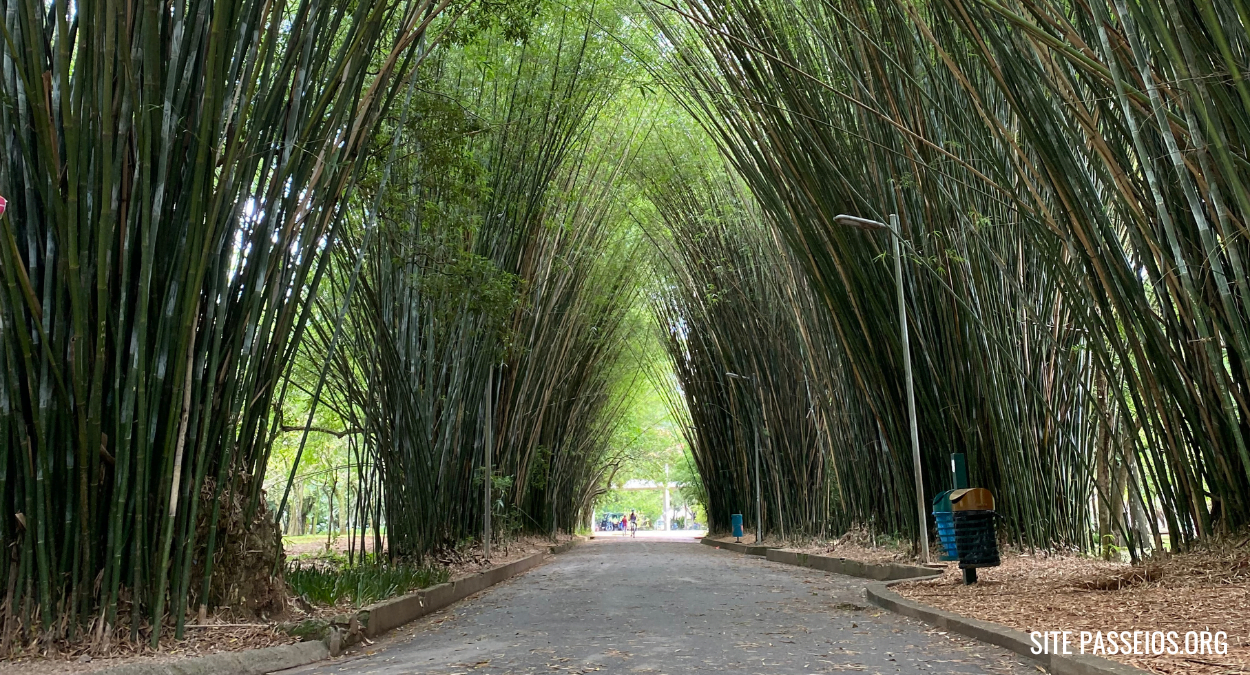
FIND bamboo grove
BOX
[0,0,657,649]
[0,0,457,650]
[298,9,647,560]
[5,0,1250,656]
[645,0,1250,556]
[646,166,840,536]
[0,0,658,649]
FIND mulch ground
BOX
[894,541,1250,675]
[0,619,300,675]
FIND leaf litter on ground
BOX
[895,540,1250,675]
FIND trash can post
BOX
[951,453,968,490]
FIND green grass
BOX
[286,562,450,607]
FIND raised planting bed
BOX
[700,535,774,556]
[360,550,549,637]
[890,546,1249,675]
[867,580,1148,675]
[766,548,940,581]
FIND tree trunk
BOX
[1094,372,1123,557]
[289,482,304,536]
[338,482,347,537]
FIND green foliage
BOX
[1101,534,1122,562]
[444,0,546,44]
[296,1,652,563]
[286,562,450,607]
[649,0,1250,554]
[0,0,452,648]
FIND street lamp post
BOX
[753,425,762,545]
[726,371,763,545]
[484,367,493,559]
[833,213,929,564]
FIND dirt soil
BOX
[894,542,1250,675]
[283,534,386,559]
[1,534,572,675]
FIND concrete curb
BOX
[362,549,549,637]
[708,539,1145,675]
[700,536,773,556]
[766,549,939,582]
[93,541,581,675]
[94,641,329,675]
[865,580,1149,675]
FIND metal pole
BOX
[892,214,930,564]
[484,367,493,559]
[754,425,762,545]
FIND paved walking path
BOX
[286,538,1035,675]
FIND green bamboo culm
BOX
[0,0,453,650]
[646,0,1250,555]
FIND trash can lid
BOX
[932,489,955,512]
[950,488,994,512]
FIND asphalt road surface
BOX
[285,537,1036,675]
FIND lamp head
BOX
[833,213,890,231]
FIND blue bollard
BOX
[731,514,744,542]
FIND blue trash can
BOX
[932,490,957,560]
[731,514,744,540]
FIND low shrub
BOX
[286,562,450,607]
